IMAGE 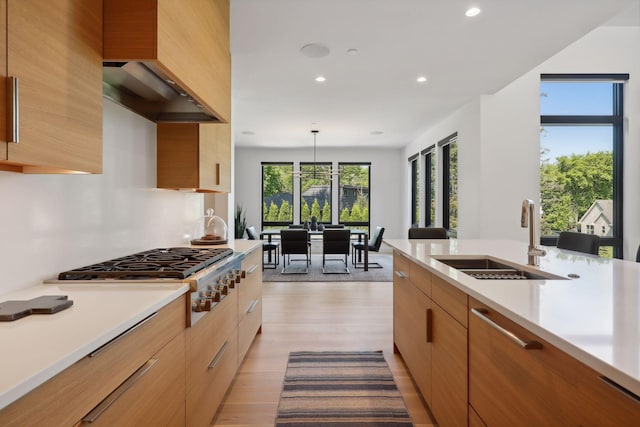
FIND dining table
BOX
[260,228,369,271]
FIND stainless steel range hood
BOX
[103,61,221,123]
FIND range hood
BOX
[103,61,221,123]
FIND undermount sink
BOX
[433,256,567,280]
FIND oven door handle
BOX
[89,312,158,358]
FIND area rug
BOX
[275,351,413,426]
[263,254,393,282]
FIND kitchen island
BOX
[385,238,640,426]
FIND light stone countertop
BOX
[383,238,640,397]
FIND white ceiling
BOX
[230,0,637,149]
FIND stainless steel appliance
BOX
[56,247,245,326]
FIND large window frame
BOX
[539,74,626,258]
[439,133,458,236]
[409,154,419,227]
[421,145,436,227]
[338,162,371,232]
[261,162,294,229]
[299,162,333,224]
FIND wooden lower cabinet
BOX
[468,405,487,427]
[469,297,640,426]
[238,246,263,364]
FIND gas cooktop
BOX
[57,247,234,280]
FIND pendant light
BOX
[292,130,340,179]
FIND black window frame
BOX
[338,162,371,232]
[409,154,419,227]
[298,161,333,224]
[439,133,458,235]
[539,73,627,258]
[421,145,436,227]
[261,162,294,229]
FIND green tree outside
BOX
[301,201,310,222]
[321,200,331,222]
[340,207,350,222]
[278,200,292,222]
[267,201,279,221]
[310,198,321,220]
[350,205,362,222]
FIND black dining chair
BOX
[556,231,600,255]
[322,229,351,273]
[280,229,311,273]
[352,226,385,269]
[323,224,345,229]
[408,227,448,239]
[246,225,280,270]
[636,245,640,263]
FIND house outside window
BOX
[440,133,458,236]
[338,163,371,233]
[261,162,293,229]
[539,74,627,258]
[299,162,332,224]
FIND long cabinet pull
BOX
[208,341,229,369]
[89,312,158,358]
[394,270,406,278]
[8,76,19,143]
[82,358,158,423]
[599,376,640,403]
[246,299,259,314]
[471,308,542,350]
[425,308,433,343]
[247,264,258,274]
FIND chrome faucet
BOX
[521,199,546,266]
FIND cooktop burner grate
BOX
[57,247,234,280]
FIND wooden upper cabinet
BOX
[103,0,231,123]
[157,123,231,193]
[0,0,103,174]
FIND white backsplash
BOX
[0,100,203,295]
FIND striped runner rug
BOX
[275,351,414,426]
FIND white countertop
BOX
[384,238,640,397]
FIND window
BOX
[299,162,332,224]
[422,146,436,227]
[540,74,627,258]
[338,163,370,233]
[440,133,458,235]
[261,162,293,229]
[409,154,419,226]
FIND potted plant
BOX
[235,204,247,239]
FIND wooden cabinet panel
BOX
[1,0,102,174]
[469,405,488,427]
[409,259,431,296]
[157,123,231,193]
[238,247,262,363]
[104,0,230,123]
[83,331,186,426]
[393,259,432,405]
[431,303,467,427]
[238,297,262,363]
[0,296,186,426]
[432,274,468,327]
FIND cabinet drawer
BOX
[80,331,186,426]
[239,247,262,321]
[186,330,238,427]
[409,260,431,296]
[393,251,410,278]
[238,295,262,364]
[432,274,467,327]
[0,296,186,427]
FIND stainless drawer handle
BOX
[471,308,542,350]
[247,264,258,274]
[394,270,406,278]
[8,76,19,143]
[246,299,259,314]
[82,358,158,423]
[208,341,229,369]
[599,376,640,403]
[89,312,158,357]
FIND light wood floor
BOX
[211,281,436,426]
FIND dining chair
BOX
[556,231,600,255]
[352,226,385,268]
[280,229,311,273]
[323,224,345,229]
[246,225,280,270]
[408,227,448,239]
[322,229,351,273]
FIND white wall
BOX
[402,25,640,258]
[0,100,203,294]
[234,146,404,239]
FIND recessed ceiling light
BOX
[370,130,384,135]
[315,76,326,82]
[416,76,428,83]
[301,43,330,58]
[346,48,359,56]
[241,131,255,136]
[465,7,481,17]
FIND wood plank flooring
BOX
[211,281,436,427]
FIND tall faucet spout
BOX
[521,199,546,266]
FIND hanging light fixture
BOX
[292,130,340,179]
